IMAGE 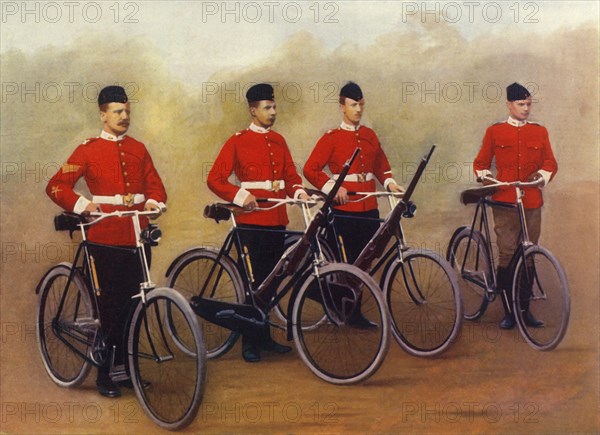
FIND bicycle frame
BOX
[46,210,171,376]
[191,147,363,341]
[458,178,542,302]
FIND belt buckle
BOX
[123,193,135,207]
[272,180,280,192]
[357,173,366,183]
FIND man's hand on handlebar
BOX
[298,191,310,201]
[334,186,349,205]
[144,202,164,220]
[477,175,497,186]
[243,194,258,211]
[527,172,545,187]
[387,182,406,194]
[81,202,102,221]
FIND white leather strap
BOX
[92,193,146,206]
[240,180,285,191]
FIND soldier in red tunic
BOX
[473,82,558,329]
[46,86,167,397]
[303,82,405,264]
[207,83,309,362]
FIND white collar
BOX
[507,117,527,128]
[249,123,270,134]
[340,121,360,132]
[100,130,126,141]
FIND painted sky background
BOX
[1,1,598,85]
[1,0,598,263]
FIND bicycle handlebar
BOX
[203,197,321,223]
[86,209,160,224]
[480,176,544,189]
[345,191,405,202]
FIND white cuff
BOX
[73,196,91,215]
[146,198,167,212]
[538,170,552,188]
[475,169,492,179]
[321,179,336,195]
[233,188,251,207]
[384,178,397,191]
[293,189,307,199]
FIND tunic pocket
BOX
[495,143,515,163]
[526,141,543,159]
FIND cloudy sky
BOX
[1,1,597,85]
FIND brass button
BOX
[124,171,128,176]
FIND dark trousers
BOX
[87,243,150,371]
[330,209,381,264]
[235,224,285,308]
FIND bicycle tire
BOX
[447,227,491,320]
[382,249,463,357]
[166,248,244,358]
[292,263,390,385]
[128,287,207,431]
[36,263,93,387]
[512,246,570,351]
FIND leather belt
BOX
[92,193,146,207]
[240,180,285,192]
[333,172,375,182]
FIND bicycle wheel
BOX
[513,246,570,351]
[383,249,463,357]
[166,248,244,358]
[292,264,390,385]
[128,288,207,431]
[273,233,335,327]
[447,227,491,320]
[36,263,93,387]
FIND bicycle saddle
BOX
[460,185,499,205]
[203,203,233,223]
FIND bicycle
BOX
[166,148,391,385]
[285,145,463,357]
[446,177,570,351]
[36,209,207,430]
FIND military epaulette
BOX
[527,121,542,126]
[81,137,99,145]
[326,128,339,135]
[235,129,248,137]
[492,121,504,126]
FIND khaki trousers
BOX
[492,206,542,269]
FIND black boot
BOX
[497,267,515,329]
[517,266,544,328]
[242,335,261,363]
[523,310,544,328]
[260,336,292,354]
[96,365,121,398]
[347,296,378,330]
[521,299,544,328]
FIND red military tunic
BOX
[473,118,558,209]
[207,123,305,226]
[303,122,396,212]
[46,131,167,246]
